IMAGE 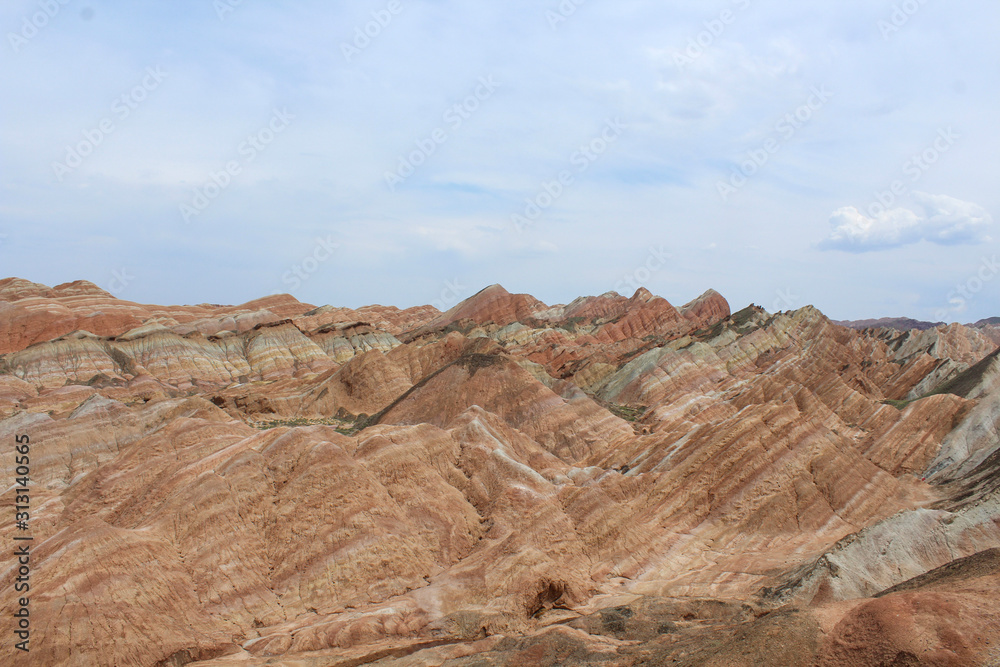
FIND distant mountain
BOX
[836,316,1000,347]
[835,317,945,331]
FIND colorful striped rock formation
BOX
[1,279,998,666]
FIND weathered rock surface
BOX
[1,278,998,665]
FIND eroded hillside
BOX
[1,278,999,666]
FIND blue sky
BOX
[1,0,997,321]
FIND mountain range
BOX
[2,277,999,666]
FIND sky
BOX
[1,0,998,322]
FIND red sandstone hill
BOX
[420,284,546,330]
[678,288,731,326]
[1,278,999,666]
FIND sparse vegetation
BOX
[926,348,1000,399]
[730,306,759,328]
[882,348,1000,409]
[697,319,727,340]
[103,343,137,377]
[558,316,586,332]
[441,320,477,336]
[457,352,505,374]
[252,416,360,435]
[608,404,647,422]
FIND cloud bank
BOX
[820,192,993,252]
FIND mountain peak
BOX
[0,277,57,301]
[478,283,511,296]
[629,287,655,302]
[51,280,114,299]
[679,288,731,326]
[423,284,546,330]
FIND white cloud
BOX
[820,193,993,252]
[819,206,922,251]
[913,192,994,245]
